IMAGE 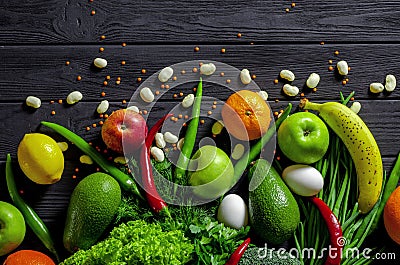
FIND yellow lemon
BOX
[17,133,64,184]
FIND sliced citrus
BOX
[3,250,55,265]
[17,133,64,185]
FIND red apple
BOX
[101,109,147,154]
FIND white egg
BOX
[217,194,248,229]
[282,164,324,197]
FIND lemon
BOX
[17,133,64,184]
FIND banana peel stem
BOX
[299,98,321,111]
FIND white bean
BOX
[155,133,166,148]
[114,156,128,164]
[25,96,41,109]
[283,84,299,97]
[66,91,83,104]
[177,138,185,151]
[350,101,361,114]
[231,144,245,160]
[370,82,384,94]
[158,66,174,82]
[306,73,320,88]
[337,61,349,76]
[93,58,107,69]
[240,69,252,84]
[127,105,140,113]
[57,142,69,152]
[140,87,155,103]
[80,155,93,165]
[164,132,178,144]
[200,63,216,76]
[280,69,295,82]
[385,74,396,92]
[151,146,165,162]
[257,90,268,101]
[182,94,195,108]
[96,100,109,114]
[212,120,224,135]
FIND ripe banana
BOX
[300,99,383,214]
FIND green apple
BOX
[277,112,329,164]
[0,201,26,256]
[188,145,234,200]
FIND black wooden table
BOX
[1,1,399,264]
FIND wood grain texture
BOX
[1,44,400,102]
[1,0,400,44]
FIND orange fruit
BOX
[3,250,55,265]
[384,186,400,245]
[221,90,271,141]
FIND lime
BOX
[17,133,64,184]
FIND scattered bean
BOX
[158,67,174,82]
[336,61,349,76]
[280,69,295,82]
[240,69,252,85]
[114,156,128,164]
[96,100,109,114]
[370,82,384,94]
[200,63,216,76]
[283,84,299,97]
[177,138,185,151]
[231,143,245,160]
[151,146,165,162]
[155,132,166,148]
[93,58,107,69]
[127,105,140,113]
[211,120,224,135]
[57,142,69,152]
[25,96,41,109]
[163,132,179,144]
[350,101,361,114]
[257,90,268,101]
[79,155,93,165]
[306,73,320,88]
[140,87,155,103]
[385,74,396,92]
[182,94,195,108]
[66,91,83,104]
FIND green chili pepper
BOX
[6,154,59,262]
[40,121,144,200]
[233,103,292,181]
[174,78,203,184]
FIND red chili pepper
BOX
[145,113,173,150]
[141,114,172,215]
[225,237,251,265]
[309,197,343,265]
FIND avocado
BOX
[63,172,121,252]
[248,159,300,245]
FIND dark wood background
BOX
[1,0,399,264]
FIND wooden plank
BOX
[1,1,400,44]
[0,44,399,102]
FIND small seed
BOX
[337,60,349,76]
[280,69,295,82]
[385,74,396,92]
[93,58,107,69]
[66,91,83,104]
[140,87,155,103]
[26,96,41,108]
[164,132,179,144]
[306,73,320,89]
[200,63,216,76]
[240,69,252,85]
[96,100,109,114]
[151,146,165,162]
[369,82,384,93]
[282,84,299,97]
[158,66,174,82]
[182,94,195,108]
[350,101,361,114]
